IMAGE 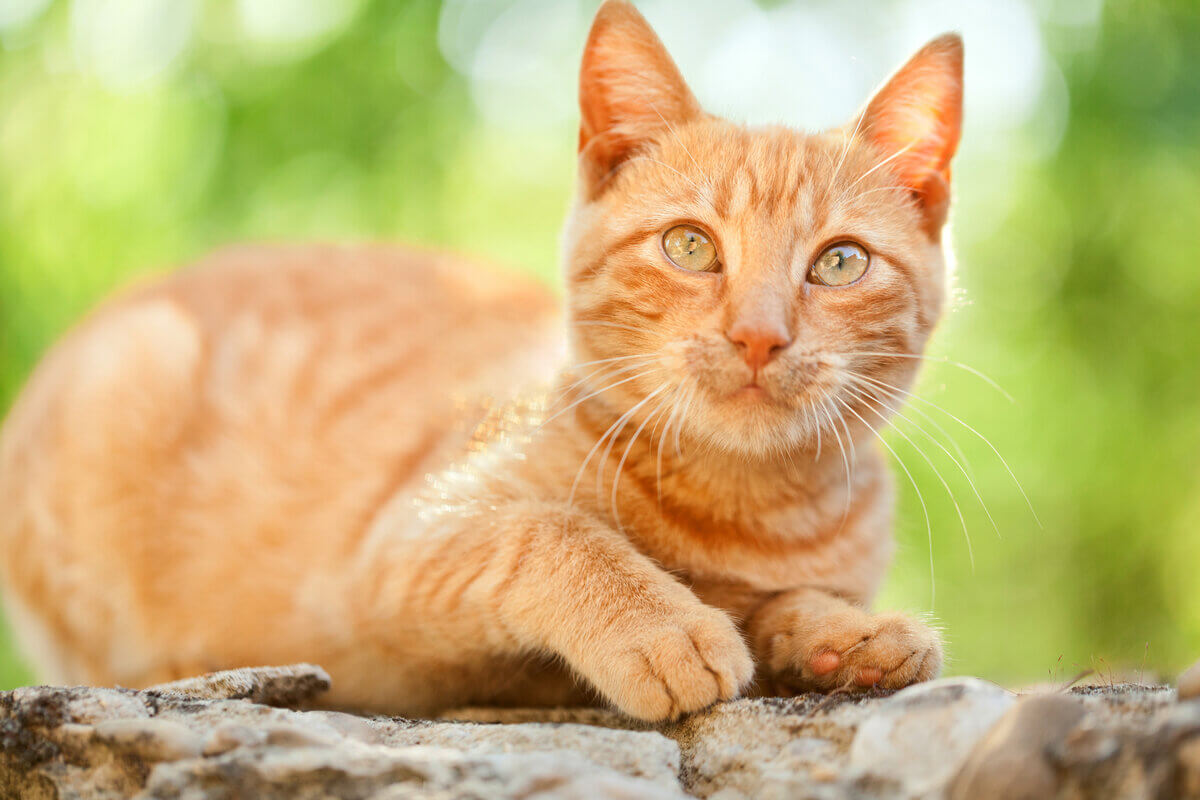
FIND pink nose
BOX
[727,321,790,372]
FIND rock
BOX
[143,744,688,800]
[374,719,682,790]
[846,677,1016,797]
[93,717,206,761]
[147,663,331,707]
[1,666,1196,799]
[669,694,880,799]
[1053,694,1200,798]
[1178,736,1200,797]
[947,693,1087,800]
[1179,658,1200,701]
[202,723,268,756]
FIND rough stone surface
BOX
[846,677,1016,797]
[1180,658,1200,701]
[1,664,1196,799]
[146,663,331,707]
[948,693,1087,800]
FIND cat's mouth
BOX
[733,383,768,399]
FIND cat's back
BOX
[0,243,560,684]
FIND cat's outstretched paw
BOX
[765,607,942,693]
[584,604,754,721]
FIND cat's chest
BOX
[622,466,894,600]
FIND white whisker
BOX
[574,320,653,336]
[854,384,974,571]
[548,357,658,412]
[837,393,936,609]
[537,367,662,433]
[570,384,667,507]
[845,372,999,538]
[843,138,917,196]
[843,185,911,205]
[611,385,676,532]
[817,396,853,529]
[827,110,867,200]
[655,380,689,507]
[644,98,715,193]
[617,154,708,196]
[850,371,1041,528]
[839,350,1014,403]
[674,381,698,457]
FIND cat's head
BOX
[562,0,962,458]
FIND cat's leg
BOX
[349,502,755,721]
[747,588,942,694]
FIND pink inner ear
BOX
[861,34,963,200]
[577,0,700,182]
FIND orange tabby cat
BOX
[0,1,962,721]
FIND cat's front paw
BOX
[766,607,942,693]
[583,604,754,722]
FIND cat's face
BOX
[563,1,962,458]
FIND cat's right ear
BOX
[856,34,963,235]
[578,0,701,192]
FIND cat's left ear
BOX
[858,34,963,233]
[577,0,702,192]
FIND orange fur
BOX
[0,1,961,720]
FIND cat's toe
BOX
[771,610,942,693]
[596,606,754,722]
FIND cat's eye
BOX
[809,242,870,287]
[662,225,719,272]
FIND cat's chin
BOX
[688,388,822,458]
[730,384,770,401]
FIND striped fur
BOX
[0,1,962,720]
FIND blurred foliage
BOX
[1,0,1198,691]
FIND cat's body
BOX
[0,2,962,720]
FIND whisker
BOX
[644,98,715,193]
[564,353,656,374]
[845,372,999,538]
[655,380,689,507]
[570,384,667,507]
[817,396,853,529]
[617,154,709,196]
[674,381,698,457]
[611,385,676,532]
[574,320,654,336]
[839,350,1014,403]
[901,397,977,479]
[545,361,649,416]
[843,138,917,196]
[837,393,936,609]
[850,371,1042,528]
[548,357,658,411]
[854,385,975,571]
[537,367,662,433]
[843,185,910,205]
[811,402,823,461]
[595,383,668,514]
[835,398,858,470]
[826,110,867,200]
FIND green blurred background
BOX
[0,0,1197,690]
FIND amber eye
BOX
[809,242,870,286]
[662,225,719,272]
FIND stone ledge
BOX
[1,664,1197,799]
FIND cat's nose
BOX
[726,321,791,372]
